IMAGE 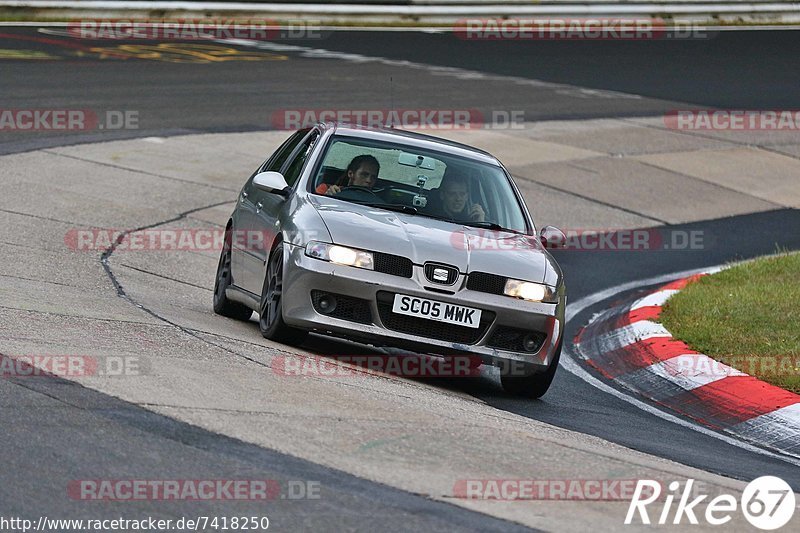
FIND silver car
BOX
[213,123,566,397]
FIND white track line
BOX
[647,354,745,390]
[630,289,679,310]
[732,404,800,452]
[561,265,800,467]
[592,320,672,349]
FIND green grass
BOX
[660,253,800,393]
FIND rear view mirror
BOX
[540,226,566,249]
[253,171,290,196]
[398,152,436,170]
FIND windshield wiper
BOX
[362,202,418,215]
[460,221,524,234]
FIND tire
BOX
[258,241,308,345]
[500,339,562,398]
[213,227,254,321]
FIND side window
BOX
[263,129,309,173]
[281,130,320,187]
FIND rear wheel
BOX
[258,242,308,345]
[213,228,253,321]
[500,339,561,398]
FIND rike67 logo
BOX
[626,477,795,530]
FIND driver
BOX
[316,154,380,196]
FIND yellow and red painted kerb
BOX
[574,273,800,457]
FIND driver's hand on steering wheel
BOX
[325,185,342,196]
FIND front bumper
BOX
[281,243,564,371]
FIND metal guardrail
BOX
[416,0,798,3]
[32,0,798,3]
[2,0,800,24]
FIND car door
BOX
[231,129,309,295]
[242,128,321,295]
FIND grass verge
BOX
[660,252,800,394]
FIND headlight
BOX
[504,279,558,303]
[305,241,374,270]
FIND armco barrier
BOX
[2,1,800,24]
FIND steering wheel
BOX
[336,185,383,202]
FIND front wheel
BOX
[258,242,308,345]
[500,339,561,398]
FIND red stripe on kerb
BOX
[588,337,699,378]
[585,359,615,380]
[626,305,662,324]
[639,337,699,361]
[666,376,800,426]
[573,327,585,345]
[659,273,705,292]
[693,376,800,420]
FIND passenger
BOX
[316,154,380,196]
[434,169,485,222]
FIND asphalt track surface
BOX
[2,26,800,529]
[4,28,800,151]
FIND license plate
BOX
[391,294,481,329]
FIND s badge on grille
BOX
[425,263,458,285]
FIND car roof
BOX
[316,122,501,166]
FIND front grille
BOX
[487,326,547,353]
[311,290,372,324]
[376,291,494,345]
[466,272,506,295]
[424,262,459,285]
[374,252,413,278]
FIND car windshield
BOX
[310,135,529,233]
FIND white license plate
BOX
[391,294,481,329]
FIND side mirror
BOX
[253,171,290,196]
[539,225,566,249]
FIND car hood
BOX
[310,197,552,284]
